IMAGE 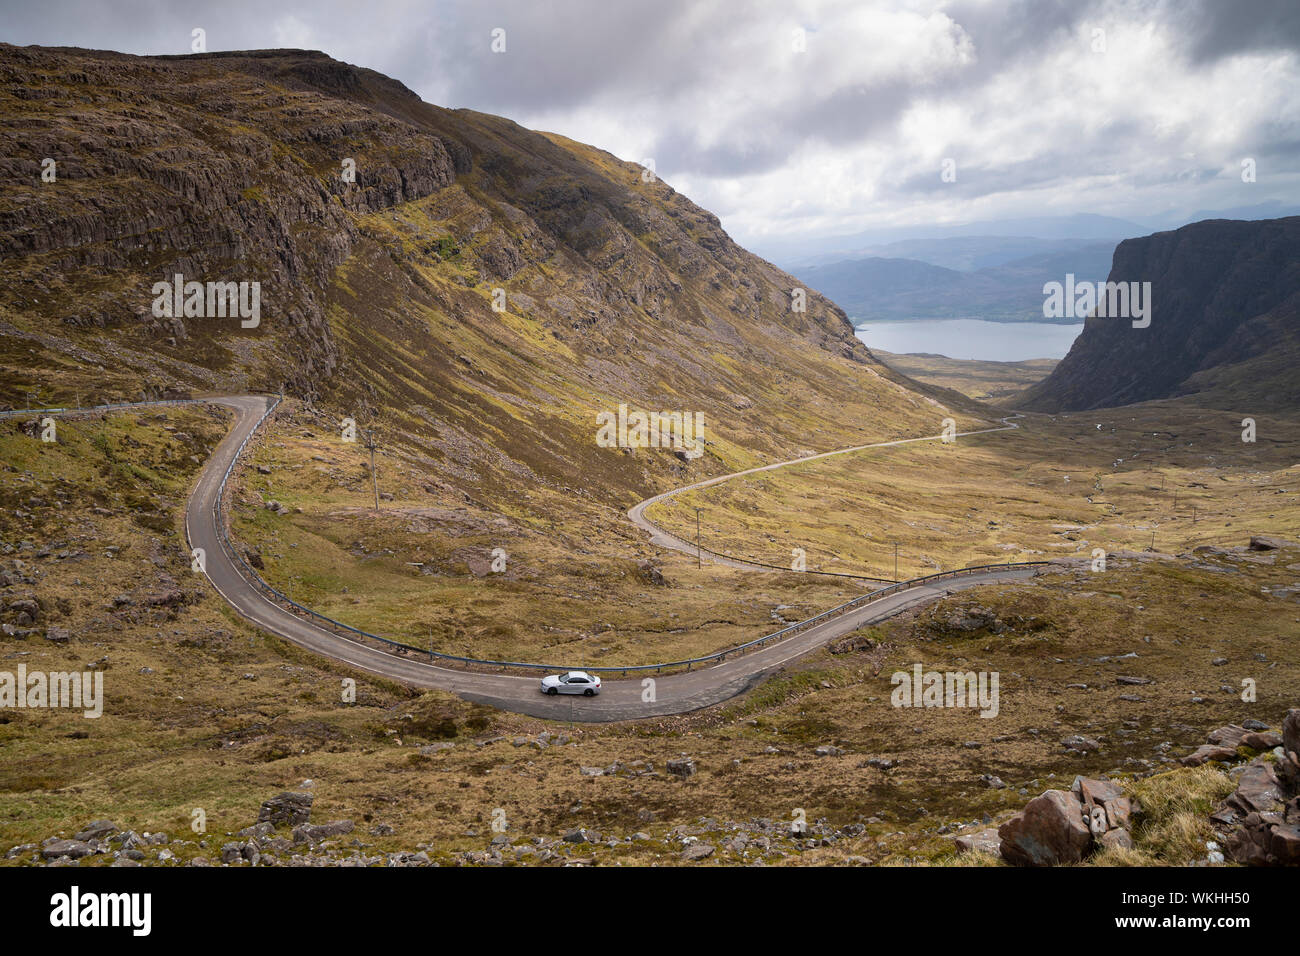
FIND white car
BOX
[540,671,602,696]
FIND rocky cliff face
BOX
[0,47,464,396]
[1019,217,1300,412]
[0,44,969,504]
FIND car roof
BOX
[567,670,592,678]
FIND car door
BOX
[565,674,587,695]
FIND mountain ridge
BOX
[794,243,1115,325]
[0,43,980,515]
[1017,216,1300,411]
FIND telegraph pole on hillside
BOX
[894,542,899,583]
[365,428,380,512]
[695,508,702,569]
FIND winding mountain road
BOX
[177,397,1043,722]
[629,416,1024,572]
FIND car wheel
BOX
[584,688,594,697]
[546,687,558,696]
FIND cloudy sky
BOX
[4,0,1299,252]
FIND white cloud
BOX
[4,0,1298,248]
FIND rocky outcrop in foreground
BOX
[991,775,1134,866]
[1213,709,1300,865]
[955,709,1300,866]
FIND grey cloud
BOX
[648,76,925,179]
[1177,0,1300,64]
[0,0,1297,241]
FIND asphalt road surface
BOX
[179,397,1041,721]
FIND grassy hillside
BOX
[3,408,1297,866]
[0,43,983,522]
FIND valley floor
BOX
[871,349,1058,403]
[1,398,1298,865]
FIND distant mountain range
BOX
[1019,216,1300,412]
[769,203,1300,328]
[794,241,1116,325]
[755,204,1300,268]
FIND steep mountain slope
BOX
[0,44,977,512]
[1018,217,1300,412]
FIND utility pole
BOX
[695,507,701,569]
[365,429,379,512]
[894,542,899,583]
[1150,530,1156,551]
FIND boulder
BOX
[1104,797,1132,830]
[954,828,1001,855]
[1284,709,1300,757]
[291,820,353,845]
[1207,725,1248,747]
[1241,731,1283,751]
[1099,829,1134,851]
[1061,735,1101,753]
[42,839,95,860]
[144,588,185,608]
[666,758,696,778]
[1270,824,1300,865]
[635,561,667,587]
[7,598,39,622]
[1248,535,1297,551]
[1227,763,1283,815]
[257,791,313,827]
[1181,744,1238,767]
[1073,776,1123,808]
[680,843,715,862]
[999,790,1092,866]
[237,822,274,841]
[1226,825,1273,866]
[73,820,119,842]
